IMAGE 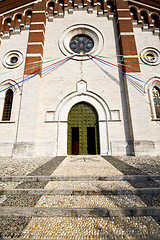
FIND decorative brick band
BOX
[115,0,140,73]
[117,19,134,33]
[27,44,43,55]
[24,1,46,75]
[0,16,2,45]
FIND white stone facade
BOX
[0,4,159,157]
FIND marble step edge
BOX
[0,175,160,182]
[0,188,160,196]
[0,206,160,217]
[2,238,160,240]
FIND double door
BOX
[67,102,100,155]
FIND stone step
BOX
[1,206,160,217]
[1,187,160,196]
[5,238,160,240]
[0,194,147,207]
[1,155,160,239]
[0,174,160,182]
[20,216,160,239]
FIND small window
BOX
[153,86,160,118]
[2,89,13,121]
[140,47,160,66]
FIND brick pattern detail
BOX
[28,32,45,44]
[25,56,42,74]
[24,1,46,75]
[123,57,141,72]
[46,0,114,17]
[115,0,140,73]
[118,20,133,33]
[129,5,160,33]
[0,17,2,46]
[27,44,43,55]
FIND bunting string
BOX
[88,54,156,87]
[0,55,74,93]
[0,53,159,94]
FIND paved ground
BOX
[0,155,160,239]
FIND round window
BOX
[69,34,94,54]
[140,47,160,66]
[2,50,23,69]
[59,24,104,60]
[10,56,19,64]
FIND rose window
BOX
[69,34,94,54]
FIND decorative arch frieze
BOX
[0,8,33,39]
[129,4,160,35]
[45,0,115,20]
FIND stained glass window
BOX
[70,34,94,54]
[153,86,160,118]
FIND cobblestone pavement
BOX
[0,155,160,239]
[19,155,160,239]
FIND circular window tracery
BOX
[69,34,94,54]
[140,47,160,66]
[2,50,23,69]
[59,24,104,60]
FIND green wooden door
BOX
[67,102,100,155]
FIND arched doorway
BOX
[67,102,100,155]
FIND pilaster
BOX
[115,0,140,73]
[24,0,46,75]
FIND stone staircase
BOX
[0,155,160,239]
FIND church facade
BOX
[0,0,159,157]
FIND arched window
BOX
[152,85,160,118]
[2,89,13,121]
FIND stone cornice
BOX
[0,0,36,15]
[128,0,160,11]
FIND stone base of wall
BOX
[154,141,160,155]
[35,142,56,156]
[0,143,14,157]
[108,140,157,156]
[134,140,155,156]
[12,142,35,157]
[110,141,130,156]
[0,140,159,157]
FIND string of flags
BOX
[0,53,159,94]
